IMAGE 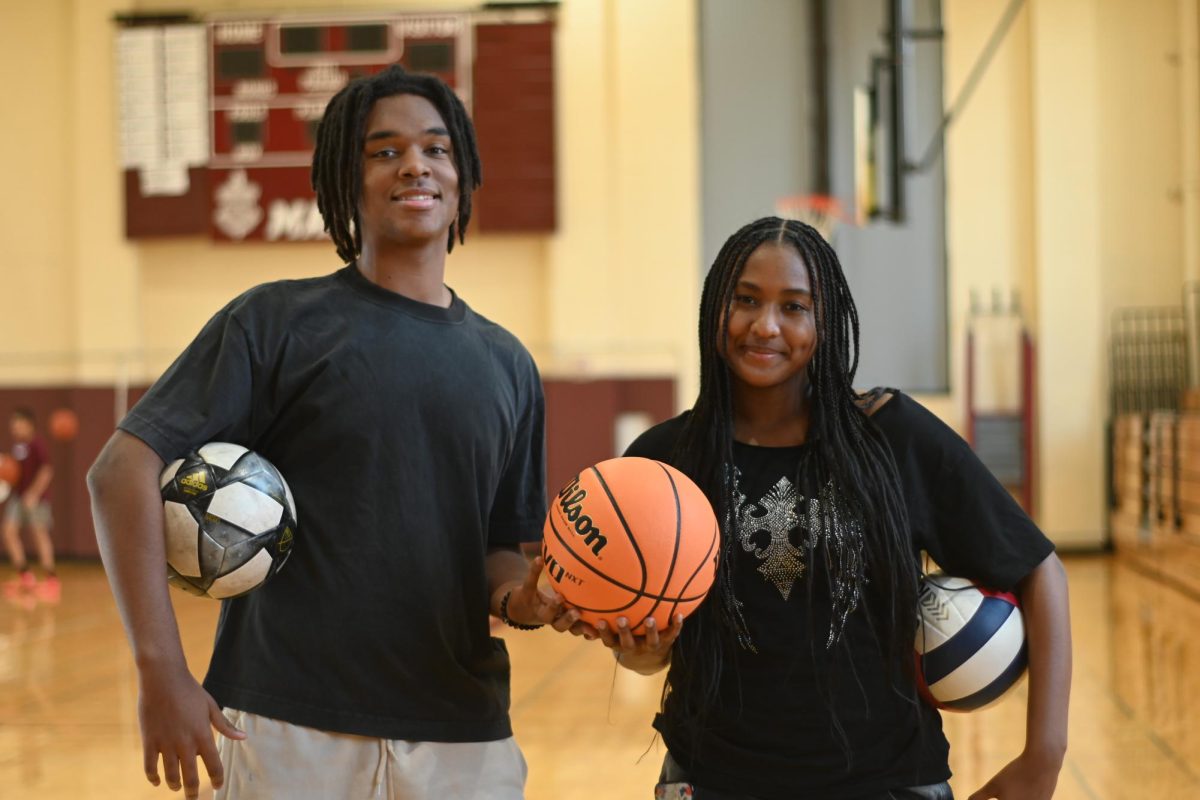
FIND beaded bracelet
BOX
[499,588,545,631]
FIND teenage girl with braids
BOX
[89,66,577,799]
[601,217,1070,800]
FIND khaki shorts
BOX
[3,500,52,528]
[216,708,528,800]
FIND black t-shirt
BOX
[121,265,547,742]
[624,391,1054,799]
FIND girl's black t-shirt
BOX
[623,392,1054,799]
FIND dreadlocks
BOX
[311,65,482,263]
[666,216,922,754]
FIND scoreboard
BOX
[117,8,555,242]
[207,14,468,242]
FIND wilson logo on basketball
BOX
[557,477,608,556]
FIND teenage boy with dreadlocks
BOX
[599,218,1070,800]
[88,66,575,800]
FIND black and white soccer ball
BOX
[159,442,297,599]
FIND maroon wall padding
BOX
[124,167,210,238]
[543,378,675,498]
[0,387,132,559]
[0,377,671,559]
[472,21,557,232]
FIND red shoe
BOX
[36,575,61,603]
[4,572,34,598]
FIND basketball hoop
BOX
[774,194,850,242]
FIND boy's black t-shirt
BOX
[624,391,1054,799]
[120,265,547,742]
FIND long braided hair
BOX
[311,65,482,262]
[666,216,921,752]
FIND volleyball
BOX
[915,573,1028,712]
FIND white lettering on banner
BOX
[293,102,327,122]
[265,199,325,241]
[297,65,349,94]
[394,16,462,39]
[233,80,278,99]
[214,22,264,45]
[228,105,268,122]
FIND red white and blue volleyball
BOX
[914,573,1028,712]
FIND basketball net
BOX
[774,194,848,243]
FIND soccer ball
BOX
[159,442,296,599]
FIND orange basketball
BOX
[542,457,719,635]
[0,453,20,486]
[49,409,79,441]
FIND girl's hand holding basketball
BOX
[597,613,683,675]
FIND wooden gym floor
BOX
[0,555,1197,799]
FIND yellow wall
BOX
[1029,0,1107,549]
[1181,0,1200,288]
[0,0,700,398]
[3,0,1196,547]
[545,0,699,392]
[942,0,1188,546]
[72,0,144,385]
[937,0,1037,429]
[1096,0,1184,312]
[0,0,76,383]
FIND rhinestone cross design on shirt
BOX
[736,474,817,600]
